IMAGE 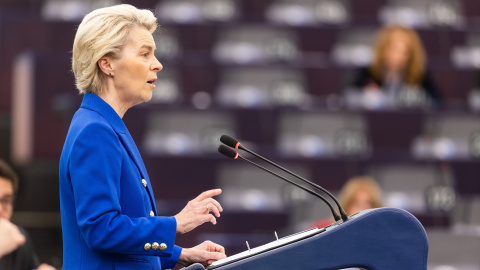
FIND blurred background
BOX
[0,0,480,269]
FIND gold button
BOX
[149,211,155,217]
[142,179,147,188]
[144,243,151,251]
[159,243,167,251]
[152,242,159,251]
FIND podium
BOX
[182,208,428,270]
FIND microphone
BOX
[218,145,341,222]
[220,135,349,222]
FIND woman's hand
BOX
[174,189,223,234]
[178,241,227,267]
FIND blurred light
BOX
[265,3,315,26]
[216,69,304,108]
[213,27,298,64]
[265,38,298,62]
[165,133,192,155]
[42,0,119,21]
[157,1,202,23]
[156,0,237,23]
[428,1,462,27]
[42,0,89,21]
[266,0,349,26]
[379,0,464,28]
[314,0,349,24]
[217,84,264,108]
[91,0,119,10]
[237,85,263,107]
[412,115,479,160]
[242,190,270,211]
[144,132,192,155]
[332,44,373,67]
[298,135,325,157]
[270,81,305,106]
[363,90,388,110]
[220,189,284,212]
[432,137,456,160]
[452,46,480,69]
[379,5,427,28]
[201,0,237,21]
[385,192,410,209]
[214,42,262,64]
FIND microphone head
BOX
[218,145,239,159]
[220,135,240,149]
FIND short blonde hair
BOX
[72,4,157,94]
[339,176,383,214]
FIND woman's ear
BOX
[98,57,114,77]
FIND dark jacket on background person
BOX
[0,227,40,270]
[351,66,442,104]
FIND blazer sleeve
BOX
[160,245,182,269]
[69,121,178,257]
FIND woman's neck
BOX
[97,81,131,119]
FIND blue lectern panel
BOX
[182,208,428,270]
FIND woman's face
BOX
[347,189,375,216]
[111,26,162,106]
[383,31,411,73]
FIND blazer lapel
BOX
[80,94,158,214]
[118,132,158,214]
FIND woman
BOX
[310,176,383,229]
[350,25,442,105]
[60,5,226,269]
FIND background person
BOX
[310,176,384,229]
[0,218,25,259]
[60,4,226,269]
[350,24,442,105]
[0,160,55,270]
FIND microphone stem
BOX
[240,146,349,222]
[238,156,342,222]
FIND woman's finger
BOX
[205,203,221,217]
[201,198,223,212]
[202,213,217,225]
[195,189,222,202]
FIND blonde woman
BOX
[351,25,442,104]
[310,176,383,228]
[60,5,226,269]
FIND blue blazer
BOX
[59,93,182,269]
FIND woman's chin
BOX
[142,90,154,103]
